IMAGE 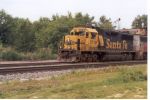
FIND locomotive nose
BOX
[63,35,79,50]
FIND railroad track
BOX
[0,60,147,74]
[0,60,68,67]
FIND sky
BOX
[0,0,147,28]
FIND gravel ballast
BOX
[0,68,104,82]
[0,65,138,83]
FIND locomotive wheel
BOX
[80,54,86,62]
[129,54,133,60]
[71,57,78,62]
[126,54,132,60]
[87,54,93,62]
[122,54,127,61]
[88,58,93,62]
[92,54,98,62]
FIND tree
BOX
[0,10,14,45]
[132,15,147,28]
[33,17,52,48]
[75,12,94,25]
[14,18,36,52]
[97,15,113,30]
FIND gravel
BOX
[0,65,136,83]
[0,70,74,82]
[0,68,102,82]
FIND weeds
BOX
[0,47,57,61]
[0,48,25,61]
[102,68,147,85]
[120,70,146,82]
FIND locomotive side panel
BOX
[121,34,133,51]
[102,32,133,52]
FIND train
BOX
[58,25,147,62]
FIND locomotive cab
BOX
[61,27,100,51]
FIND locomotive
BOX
[58,25,147,62]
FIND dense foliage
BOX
[132,15,147,29]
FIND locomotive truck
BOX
[58,25,147,62]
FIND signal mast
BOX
[114,18,121,29]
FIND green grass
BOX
[0,64,147,99]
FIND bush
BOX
[0,47,57,61]
[0,50,24,61]
[30,48,57,60]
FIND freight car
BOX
[58,25,147,62]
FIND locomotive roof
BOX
[72,26,147,36]
[72,27,98,33]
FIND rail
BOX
[0,60,147,74]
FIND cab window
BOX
[70,32,74,35]
[79,31,85,36]
[91,32,96,39]
[74,31,85,36]
[86,32,89,38]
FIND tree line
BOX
[0,9,147,53]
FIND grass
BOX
[0,64,147,99]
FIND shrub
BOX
[0,50,24,61]
[32,48,57,60]
[0,47,57,61]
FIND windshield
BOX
[70,31,85,36]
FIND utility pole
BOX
[114,18,121,29]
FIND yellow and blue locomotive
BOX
[58,25,147,62]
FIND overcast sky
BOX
[0,0,147,28]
